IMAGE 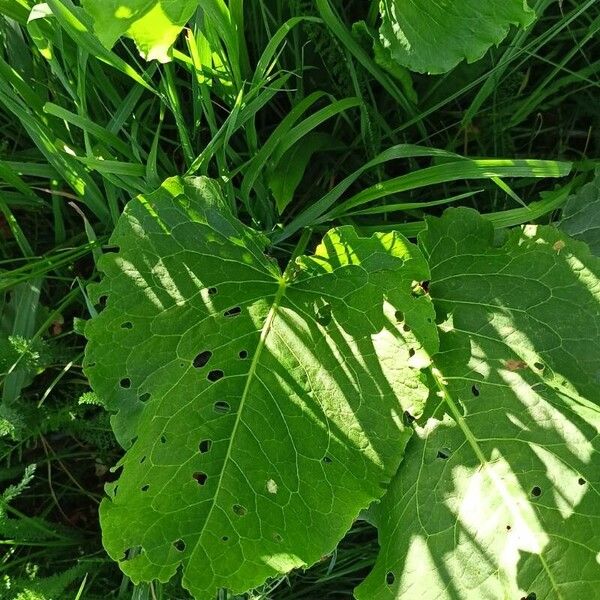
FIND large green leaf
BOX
[83,177,438,597]
[81,0,199,62]
[357,209,600,599]
[561,170,600,256]
[379,0,536,74]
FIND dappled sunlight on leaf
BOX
[561,170,600,257]
[530,445,587,520]
[84,176,439,598]
[358,208,600,599]
[498,369,594,463]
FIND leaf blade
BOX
[85,176,439,597]
[358,208,600,599]
[560,170,600,256]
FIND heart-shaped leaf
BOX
[84,177,439,597]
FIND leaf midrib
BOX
[429,365,565,598]
[191,274,288,557]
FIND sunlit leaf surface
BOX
[379,0,535,74]
[357,209,600,599]
[84,177,438,597]
[82,0,199,61]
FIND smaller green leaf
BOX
[561,170,600,256]
[82,0,200,62]
[379,0,536,74]
[268,133,336,214]
[28,4,57,63]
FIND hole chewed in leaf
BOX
[141,484,149,492]
[395,310,404,323]
[531,486,542,498]
[193,472,207,486]
[192,350,212,369]
[232,504,247,517]
[386,571,395,585]
[160,435,167,444]
[223,306,242,317]
[272,532,283,543]
[411,280,429,297]
[193,350,212,369]
[534,362,545,371]
[315,303,332,327]
[471,384,480,397]
[436,448,451,460]
[122,546,142,561]
[139,392,151,403]
[213,401,231,414]
[578,478,586,486]
[403,410,416,426]
[121,321,133,329]
[173,539,186,552]
[322,455,333,464]
[208,369,224,382]
[120,378,131,389]
[239,350,248,359]
[207,287,218,296]
[221,535,229,542]
[199,439,212,454]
